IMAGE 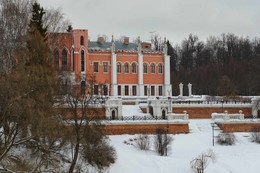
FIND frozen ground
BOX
[108,119,260,173]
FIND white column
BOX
[164,55,171,96]
[138,53,144,96]
[111,53,117,96]
[252,98,259,118]
[179,83,183,96]
[188,83,192,97]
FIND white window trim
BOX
[93,61,99,73]
[102,61,109,73]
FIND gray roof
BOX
[88,41,151,51]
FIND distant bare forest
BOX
[166,33,260,96]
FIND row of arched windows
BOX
[54,49,85,72]
[54,47,162,75]
[54,49,68,71]
[117,63,137,73]
[117,62,163,74]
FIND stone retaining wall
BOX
[173,107,251,119]
[217,122,260,132]
[100,122,189,135]
[60,108,106,119]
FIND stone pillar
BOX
[168,98,172,113]
[252,97,259,118]
[188,83,192,97]
[138,53,144,96]
[151,99,161,116]
[179,83,183,96]
[164,54,172,96]
[111,53,117,96]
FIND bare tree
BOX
[150,33,164,51]
[0,0,31,74]
[82,126,116,172]
[0,1,69,172]
[59,74,116,173]
[217,133,236,145]
[154,128,173,156]
[190,150,216,173]
[43,7,71,33]
[251,127,260,143]
[134,133,151,151]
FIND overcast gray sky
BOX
[39,0,260,45]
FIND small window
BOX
[144,86,148,96]
[151,86,155,96]
[94,62,99,72]
[103,85,108,95]
[124,63,129,73]
[117,63,121,73]
[132,86,137,96]
[81,81,86,95]
[125,85,129,96]
[81,50,85,71]
[151,63,155,73]
[62,49,67,71]
[118,85,121,96]
[54,49,59,70]
[158,63,163,74]
[94,85,99,95]
[132,63,137,73]
[159,86,163,96]
[80,36,84,46]
[72,50,74,71]
[143,63,148,73]
[103,62,108,73]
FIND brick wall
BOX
[123,102,136,105]
[173,107,252,119]
[217,122,260,132]
[60,108,106,119]
[101,123,189,135]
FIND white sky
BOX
[39,0,260,45]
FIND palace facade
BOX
[52,29,171,97]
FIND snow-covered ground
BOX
[122,105,150,117]
[108,119,260,173]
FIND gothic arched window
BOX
[132,63,137,73]
[158,63,163,74]
[151,63,155,73]
[62,49,67,71]
[117,63,121,73]
[143,63,148,73]
[54,49,59,70]
[80,36,84,46]
[124,63,129,73]
[81,50,85,71]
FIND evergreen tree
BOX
[67,25,73,32]
[166,40,176,71]
[0,1,63,171]
[28,2,47,37]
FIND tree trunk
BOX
[69,140,80,173]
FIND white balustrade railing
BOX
[167,113,189,121]
[211,112,244,121]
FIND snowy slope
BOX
[108,119,260,173]
[122,105,150,117]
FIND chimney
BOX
[98,37,105,44]
[123,37,129,44]
[141,42,152,49]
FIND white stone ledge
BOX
[101,120,189,125]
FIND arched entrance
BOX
[162,109,166,119]
[111,109,116,120]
